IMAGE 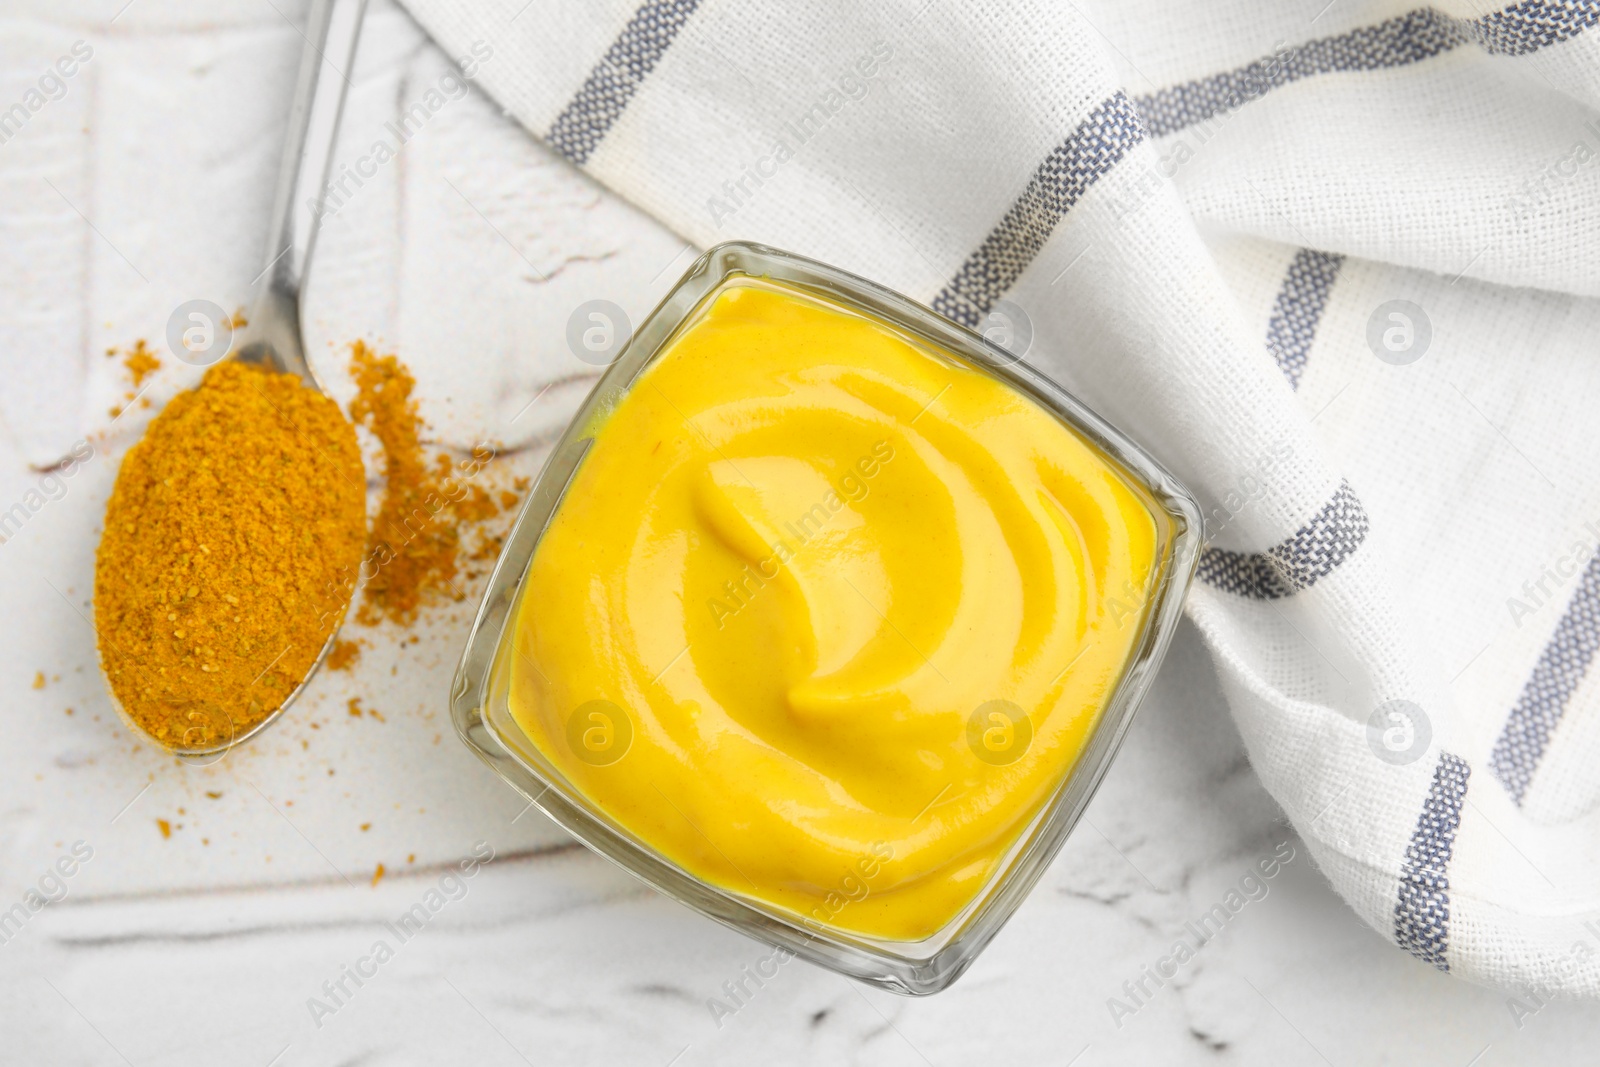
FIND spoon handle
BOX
[237,0,369,388]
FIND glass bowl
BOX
[450,241,1200,995]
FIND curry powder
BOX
[94,361,366,748]
[348,341,481,627]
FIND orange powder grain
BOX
[326,639,361,671]
[123,339,161,387]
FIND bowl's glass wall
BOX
[451,242,1201,995]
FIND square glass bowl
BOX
[450,241,1200,995]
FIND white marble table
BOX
[2,3,1598,1063]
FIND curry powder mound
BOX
[94,361,366,748]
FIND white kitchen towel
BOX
[389,0,1600,997]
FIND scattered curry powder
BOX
[122,339,161,387]
[469,531,505,562]
[347,341,504,626]
[94,362,366,749]
[454,482,498,523]
[326,639,361,671]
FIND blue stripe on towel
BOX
[1394,751,1470,970]
[547,0,703,166]
[1267,249,1344,391]
[1133,2,1600,139]
[1490,549,1600,804]
[1197,480,1369,599]
[931,92,1146,327]
[1471,0,1600,54]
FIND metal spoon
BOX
[235,0,368,387]
[165,0,368,762]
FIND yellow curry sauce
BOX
[509,280,1164,940]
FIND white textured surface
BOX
[1,3,1598,1064]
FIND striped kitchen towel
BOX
[397,0,1600,996]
